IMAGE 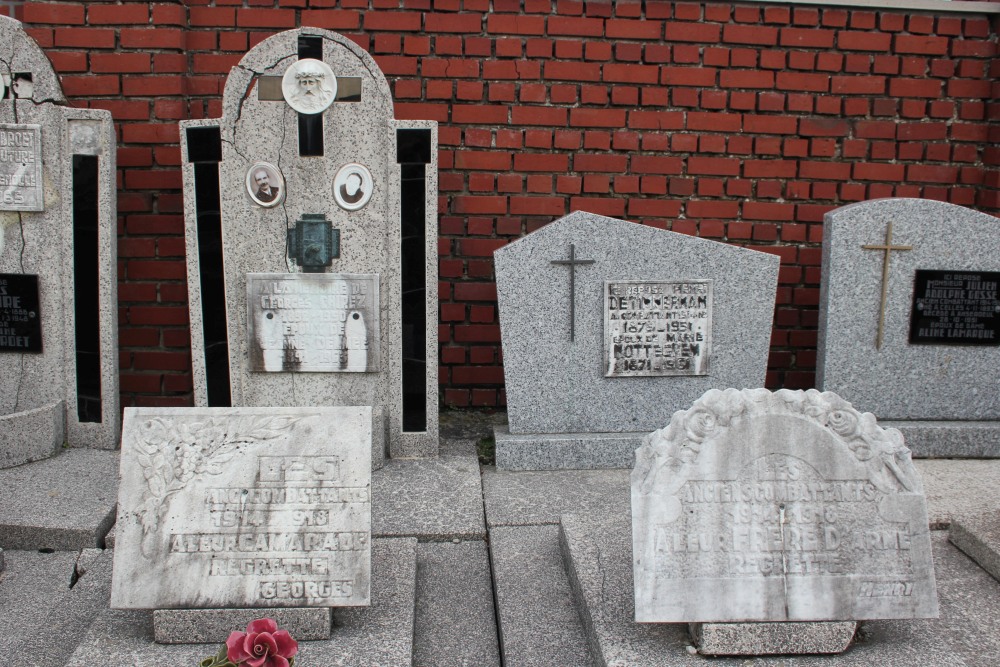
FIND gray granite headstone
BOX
[631,388,938,629]
[111,407,372,616]
[818,199,1000,457]
[0,16,118,468]
[180,28,438,460]
[494,212,779,470]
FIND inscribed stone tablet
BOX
[909,270,1000,345]
[0,273,41,352]
[605,280,711,377]
[247,273,380,373]
[632,388,938,623]
[0,124,43,211]
[111,407,372,609]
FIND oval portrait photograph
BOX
[281,58,337,115]
[333,163,374,212]
[245,162,285,208]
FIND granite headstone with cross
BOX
[493,211,780,469]
[0,16,118,468]
[179,28,438,462]
[817,199,1000,457]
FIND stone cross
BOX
[550,243,595,342]
[862,221,912,350]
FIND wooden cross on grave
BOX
[256,36,362,156]
[862,221,912,350]
[550,243,595,342]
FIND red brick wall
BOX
[17,1,1000,410]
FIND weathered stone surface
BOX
[180,27,438,457]
[67,537,417,667]
[690,621,857,655]
[494,211,778,469]
[494,426,640,470]
[915,459,1000,529]
[413,540,501,667]
[561,512,981,666]
[153,608,331,644]
[818,199,1000,421]
[112,407,372,609]
[949,512,1000,583]
[490,525,595,667]
[0,16,118,455]
[483,465,629,528]
[0,448,117,550]
[372,454,485,540]
[632,388,937,622]
[886,421,1000,458]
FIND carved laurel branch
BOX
[132,415,296,556]
[633,388,919,497]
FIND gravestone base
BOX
[689,621,857,655]
[493,425,639,470]
[0,401,64,469]
[949,512,1000,583]
[884,421,1000,458]
[153,608,332,644]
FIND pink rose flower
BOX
[226,618,298,667]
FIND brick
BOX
[688,112,741,132]
[837,30,891,51]
[603,63,659,84]
[629,111,684,130]
[780,27,834,48]
[426,12,483,33]
[686,200,740,218]
[661,66,717,87]
[606,19,662,39]
[121,29,185,50]
[575,154,628,172]
[831,76,885,95]
[853,163,905,181]
[907,165,960,183]
[720,70,775,89]
[632,155,683,174]
[511,106,568,126]
[569,197,626,216]
[454,151,512,170]
[569,108,626,127]
[548,15,605,36]
[22,3,85,24]
[190,7,236,27]
[799,118,849,137]
[688,157,740,176]
[889,78,942,98]
[744,115,798,134]
[365,12,423,31]
[54,27,115,48]
[300,10,361,29]
[777,72,829,92]
[545,60,602,81]
[723,25,778,46]
[88,4,149,24]
[664,22,720,42]
[460,239,508,256]
[514,153,569,171]
[744,160,798,178]
[894,35,948,56]
[744,201,795,221]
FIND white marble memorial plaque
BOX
[0,123,42,211]
[605,280,711,377]
[111,407,373,609]
[247,273,380,373]
[632,388,938,623]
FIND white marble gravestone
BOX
[632,389,938,631]
[0,16,117,468]
[180,28,438,461]
[111,407,372,613]
[493,211,780,470]
[818,199,1000,457]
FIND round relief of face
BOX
[281,58,338,115]
[245,161,285,208]
[333,163,374,212]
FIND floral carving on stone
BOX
[131,415,296,556]
[633,388,920,497]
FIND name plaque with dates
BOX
[909,270,1000,346]
[605,280,711,377]
[0,273,42,353]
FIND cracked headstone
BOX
[179,28,438,462]
[0,16,118,468]
[631,388,938,655]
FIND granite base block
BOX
[690,621,856,655]
[949,513,1000,583]
[0,401,64,469]
[885,421,1000,458]
[0,448,118,550]
[153,608,331,644]
[494,425,639,471]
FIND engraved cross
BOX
[862,221,912,350]
[551,243,595,342]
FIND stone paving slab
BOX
[949,512,1000,583]
[560,513,996,666]
[494,425,639,471]
[916,459,1000,528]
[413,540,501,667]
[373,454,486,540]
[0,448,118,550]
[885,421,1000,458]
[66,537,418,666]
[490,525,595,667]
[482,467,629,528]
[0,548,113,667]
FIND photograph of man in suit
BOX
[254,169,278,203]
[245,162,284,207]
